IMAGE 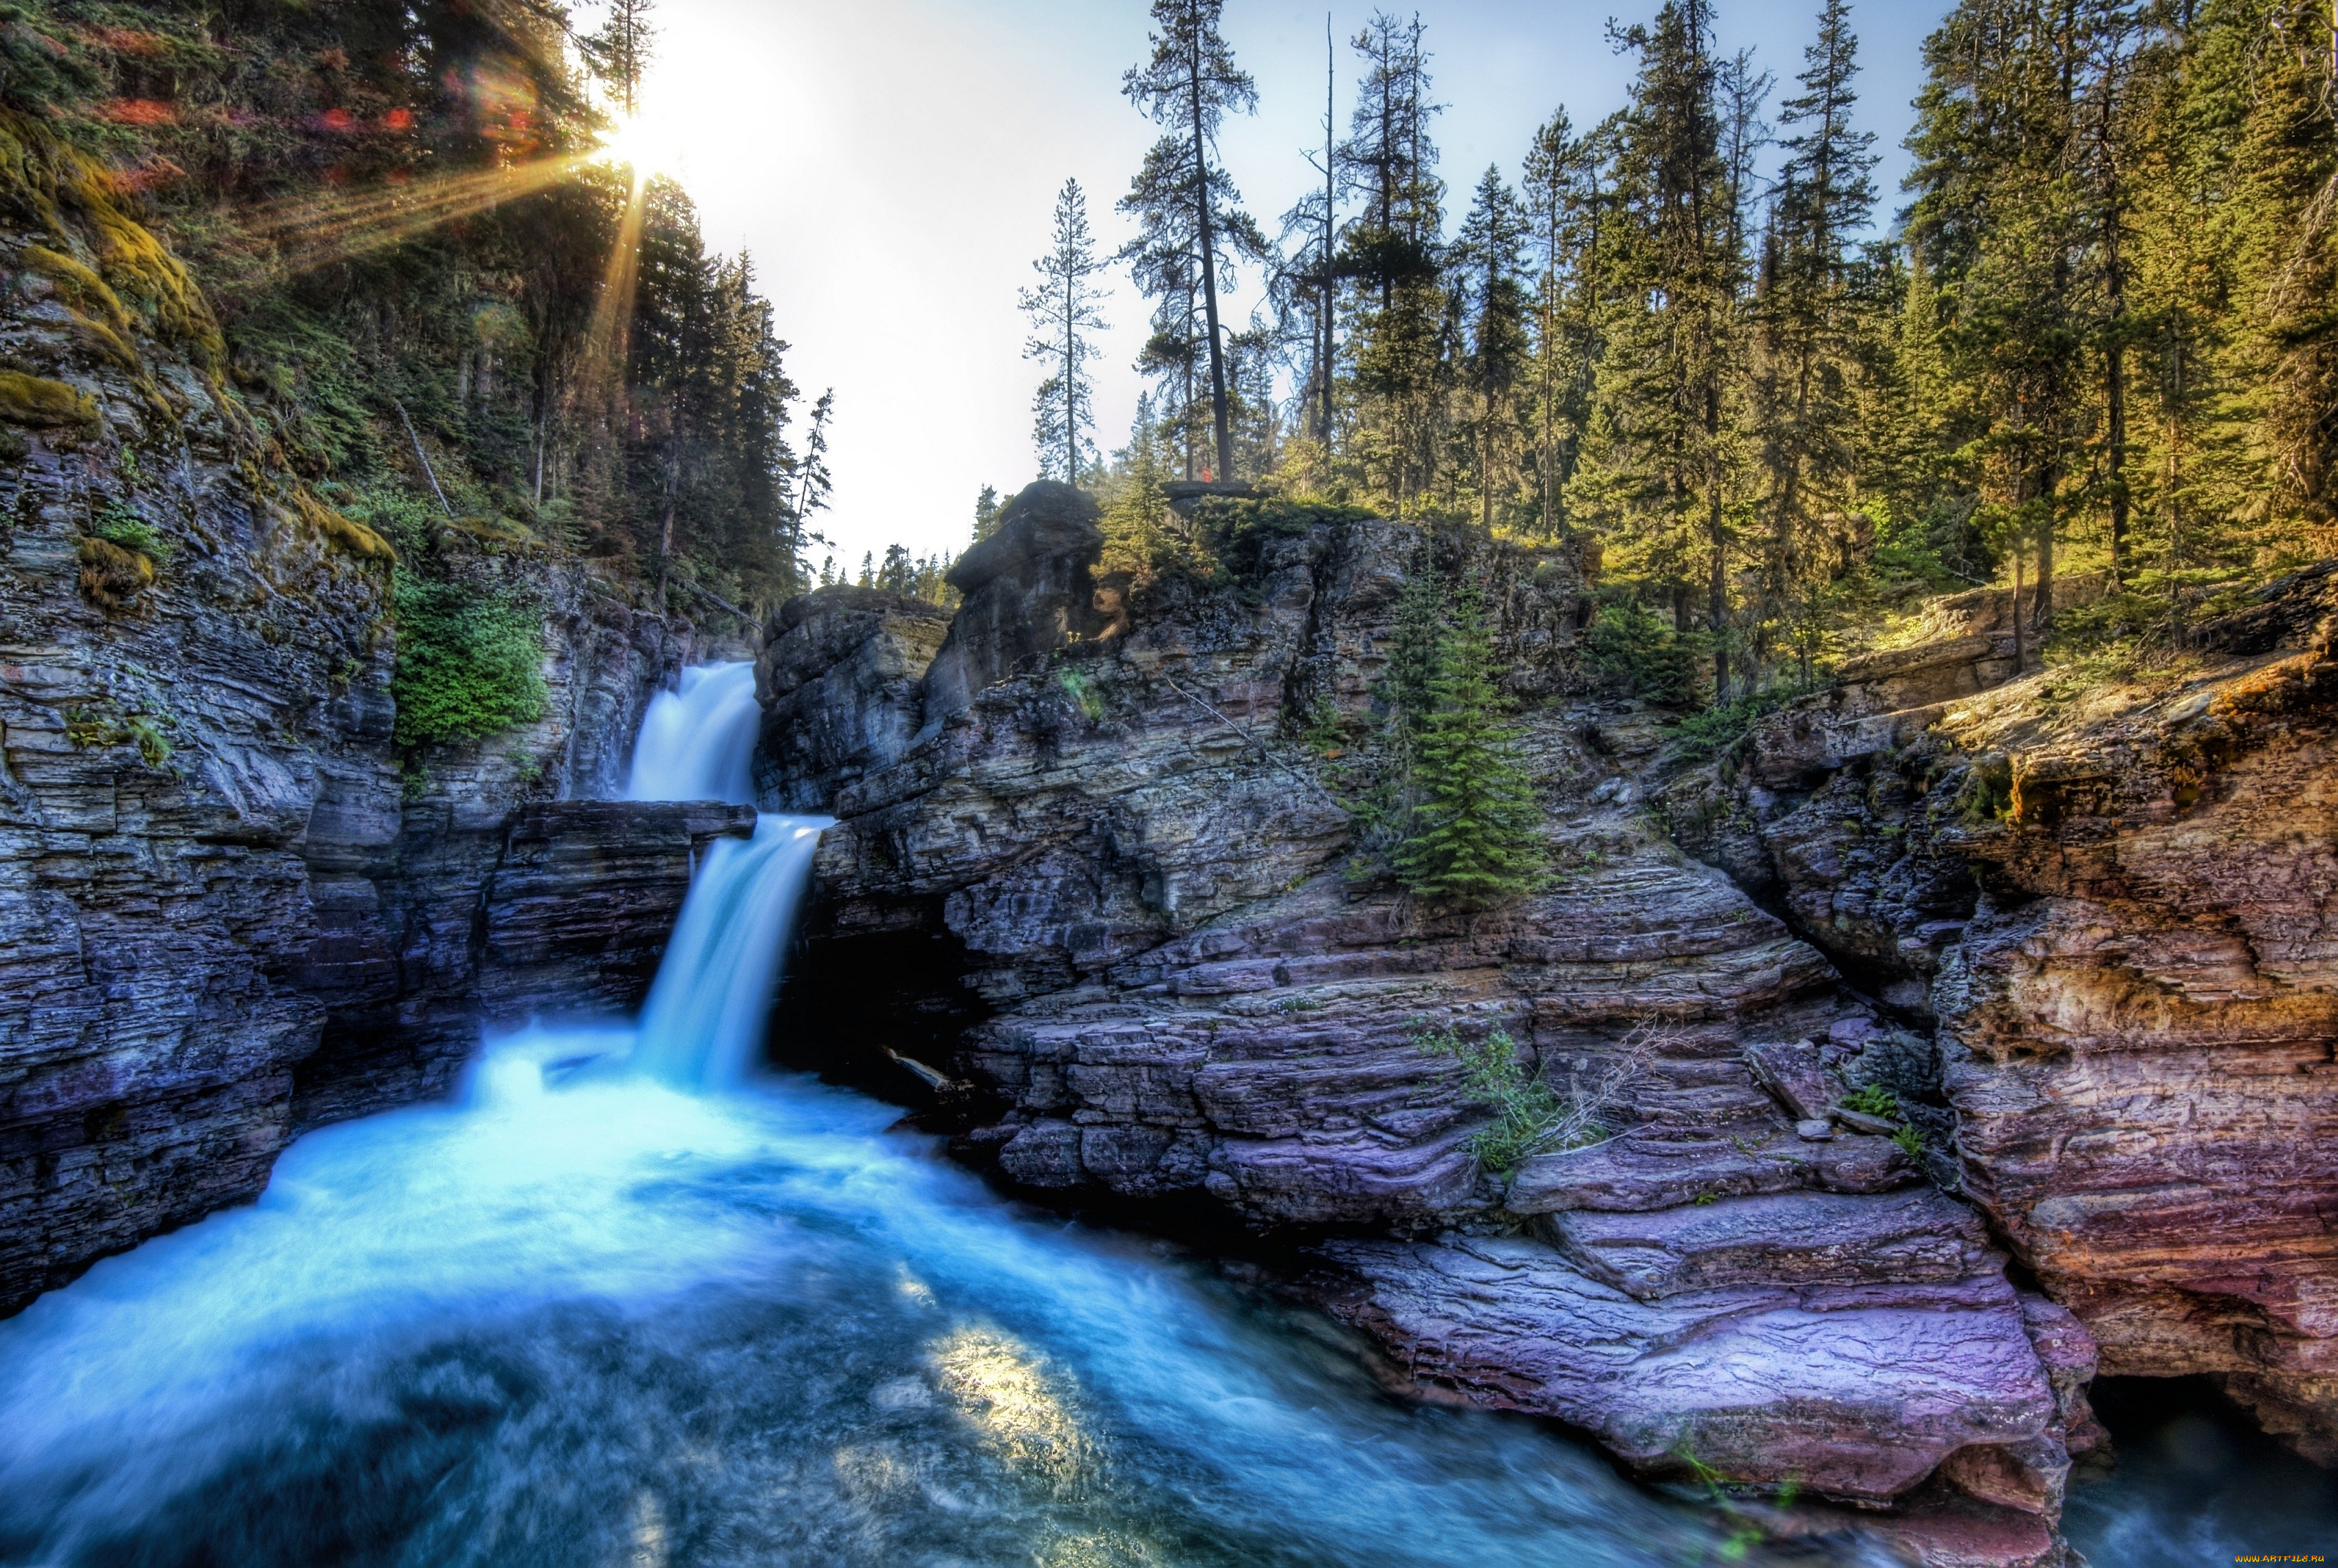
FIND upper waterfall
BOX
[624,661,761,805]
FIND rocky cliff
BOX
[0,118,721,1312]
[1666,562,2338,1470]
[752,481,2161,1565]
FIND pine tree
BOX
[1393,576,1543,907]
[1566,0,1745,699]
[1906,0,2095,636]
[1754,0,1877,657]
[1520,108,1611,533]
[972,483,1002,543]
[1021,178,1110,485]
[1122,0,1263,486]
[583,0,655,118]
[1454,167,1532,532]
[1338,12,1449,510]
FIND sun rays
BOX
[222,115,668,423]
[234,153,595,282]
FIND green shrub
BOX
[391,571,547,747]
[1416,1026,1565,1174]
[91,499,169,564]
[1670,682,1813,758]
[1416,1019,1659,1174]
[1954,754,2014,826]
[1191,496,1371,584]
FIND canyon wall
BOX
[1665,562,2338,1468]
[0,127,718,1312]
[753,482,2156,1565]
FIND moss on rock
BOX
[76,535,153,609]
[294,488,397,564]
[0,370,96,430]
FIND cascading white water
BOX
[622,659,829,1089]
[623,660,761,805]
[633,814,827,1089]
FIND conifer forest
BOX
[1057,0,2338,719]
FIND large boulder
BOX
[919,481,1108,726]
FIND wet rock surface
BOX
[0,174,708,1310]
[1315,1232,2057,1507]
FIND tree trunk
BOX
[2033,475,2055,635]
[1064,291,1078,482]
[2011,546,2026,671]
[1191,50,1233,486]
[2107,339,2128,587]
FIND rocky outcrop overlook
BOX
[751,481,2209,1564]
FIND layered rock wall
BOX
[0,141,710,1309]
[750,485,2102,1548]
[1668,564,2338,1466]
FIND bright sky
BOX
[577,0,1952,573]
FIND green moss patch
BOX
[294,489,396,563]
[0,370,96,429]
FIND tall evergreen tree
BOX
[1021,178,1110,484]
[1454,167,1533,532]
[1907,0,2095,635]
[583,0,655,117]
[1123,0,1262,485]
[1754,0,1877,653]
[1520,108,1610,533]
[1340,11,1449,508]
[1567,0,1745,697]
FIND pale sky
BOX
[577,0,1951,572]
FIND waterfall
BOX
[633,813,827,1089]
[624,660,761,805]
[0,665,2258,1567]
[621,660,829,1089]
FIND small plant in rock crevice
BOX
[1414,1019,1663,1175]
[1056,666,1106,722]
[1841,1082,1900,1120]
[90,499,169,563]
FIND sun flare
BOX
[596,115,680,177]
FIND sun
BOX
[596,116,681,177]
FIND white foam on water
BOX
[0,664,1903,1566]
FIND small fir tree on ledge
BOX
[1392,574,1543,906]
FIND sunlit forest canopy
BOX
[1046,0,2337,711]
[0,0,818,613]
